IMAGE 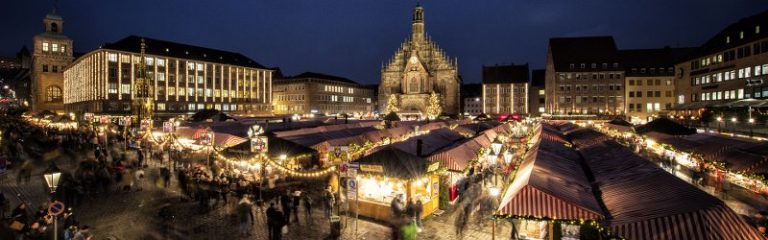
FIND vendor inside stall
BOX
[350,146,441,221]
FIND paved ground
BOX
[1,151,508,240]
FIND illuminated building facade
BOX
[481,64,529,115]
[63,36,273,116]
[272,72,374,115]
[674,11,768,110]
[545,36,624,115]
[621,48,692,122]
[378,4,461,115]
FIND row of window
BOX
[724,25,760,44]
[693,38,768,70]
[558,84,622,92]
[627,103,670,113]
[107,83,258,99]
[41,64,66,73]
[628,79,673,86]
[697,89,745,101]
[42,42,66,54]
[558,96,624,104]
[106,102,266,112]
[324,85,354,94]
[557,72,623,81]
[628,91,672,98]
[693,64,768,85]
[568,62,620,70]
[277,94,305,101]
[629,67,674,74]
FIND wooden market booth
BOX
[349,146,441,221]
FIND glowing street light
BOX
[491,138,503,155]
[488,186,500,197]
[503,151,513,164]
[43,163,62,193]
[731,117,737,123]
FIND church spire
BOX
[411,3,425,42]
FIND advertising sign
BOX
[250,136,268,153]
[330,146,349,162]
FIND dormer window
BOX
[740,31,745,39]
[569,64,574,69]
[51,23,58,33]
[591,63,597,69]
[757,25,761,34]
[580,63,585,69]
[602,63,607,69]
[727,36,731,44]
[613,62,619,68]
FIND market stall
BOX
[496,126,605,240]
[349,147,441,221]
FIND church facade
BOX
[378,4,460,116]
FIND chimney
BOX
[416,139,423,157]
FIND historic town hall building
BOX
[378,4,461,116]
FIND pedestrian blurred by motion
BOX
[237,195,255,237]
[303,194,313,224]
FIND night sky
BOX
[2,0,767,84]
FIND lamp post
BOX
[491,138,503,158]
[731,117,737,134]
[717,117,723,133]
[43,163,61,240]
[749,118,755,137]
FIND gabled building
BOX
[545,36,624,115]
[31,8,74,112]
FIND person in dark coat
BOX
[291,192,301,224]
[414,199,423,230]
[267,202,285,240]
[280,190,293,225]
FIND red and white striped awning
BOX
[498,185,603,220]
[610,205,764,240]
[213,133,247,149]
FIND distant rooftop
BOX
[101,35,267,69]
[280,72,359,85]
[482,64,529,84]
[549,36,620,72]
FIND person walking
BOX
[303,194,313,224]
[414,199,423,232]
[280,190,293,225]
[134,168,145,191]
[291,191,301,224]
[236,195,255,237]
[267,202,285,240]
[266,202,277,240]
[324,188,335,219]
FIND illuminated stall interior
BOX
[350,147,440,221]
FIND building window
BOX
[157,103,166,111]
[60,45,66,53]
[43,42,49,52]
[42,65,49,72]
[108,53,118,62]
[205,89,212,97]
[569,64,575,69]
[157,59,165,67]
[45,86,62,102]
[188,103,196,111]
[178,88,185,96]
[108,83,118,94]
[52,43,59,52]
[52,66,58,73]
[168,87,175,96]
[121,84,131,94]
[740,31,745,39]
[591,63,597,69]
[187,62,195,70]
[580,63,585,69]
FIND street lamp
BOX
[486,152,497,165]
[749,118,755,137]
[43,163,62,194]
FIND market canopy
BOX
[567,127,762,239]
[711,98,768,108]
[497,132,605,220]
[387,128,466,157]
[634,117,696,136]
[353,146,437,180]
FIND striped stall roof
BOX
[567,127,764,240]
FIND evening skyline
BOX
[1,0,767,84]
